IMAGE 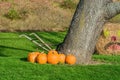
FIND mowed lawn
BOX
[0,32,120,80]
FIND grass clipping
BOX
[96,23,120,55]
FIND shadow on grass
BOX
[20,57,28,62]
[34,32,66,47]
[0,45,33,52]
[0,53,9,57]
[0,45,10,57]
[0,45,33,57]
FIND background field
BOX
[0,0,79,31]
[0,0,120,32]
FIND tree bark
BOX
[105,2,120,19]
[57,0,120,64]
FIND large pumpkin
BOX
[47,50,59,64]
[36,53,47,64]
[27,52,40,63]
[65,54,76,65]
[59,53,66,64]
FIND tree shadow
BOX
[0,53,9,57]
[0,45,33,52]
[34,32,66,47]
[0,45,33,57]
[20,57,28,62]
[0,45,10,57]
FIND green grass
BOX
[93,55,120,64]
[0,32,120,80]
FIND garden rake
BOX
[19,33,52,51]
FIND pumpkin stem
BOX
[29,33,52,50]
[19,34,49,51]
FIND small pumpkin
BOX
[47,50,59,64]
[59,53,66,64]
[27,52,40,63]
[36,53,47,64]
[65,54,76,65]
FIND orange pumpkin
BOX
[27,52,40,63]
[37,53,47,64]
[59,53,66,64]
[65,54,76,65]
[47,50,59,64]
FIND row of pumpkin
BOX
[28,50,76,65]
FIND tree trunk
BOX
[57,0,120,64]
